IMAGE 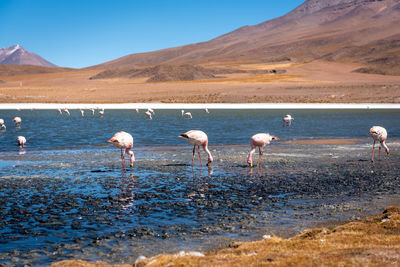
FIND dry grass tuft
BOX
[52,206,400,267]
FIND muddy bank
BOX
[52,206,400,266]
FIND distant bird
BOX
[80,109,85,117]
[179,130,213,167]
[99,109,104,117]
[63,108,70,116]
[147,108,155,114]
[183,111,192,119]
[370,126,389,162]
[108,131,135,172]
[283,114,294,127]
[57,108,62,115]
[17,136,26,147]
[0,118,6,130]
[205,108,210,114]
[144,111,152,120]
[13,116,22,126]
[135,108,139,113]
[247,133,278,168]
[89,108,95,115]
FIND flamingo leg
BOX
[378,146,381,161]
[121,149,126,173]
[257,147,263,168]
[192,145,195,166]
[198,145,202,167]
[371,141,375,162]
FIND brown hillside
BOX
[90,0,400,76]
[89,64,283,82]
[0,64,72,76]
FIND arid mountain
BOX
[0,45,57,68]
[91,0,400,77]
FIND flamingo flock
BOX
[0,109,391,172]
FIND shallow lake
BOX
[0,109,399,266]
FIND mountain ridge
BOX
[90,0,400,77]
[0,45,57,68]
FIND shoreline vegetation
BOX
[51,206,400,266]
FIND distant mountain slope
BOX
[0,45,57,68]
[91,0,400,75]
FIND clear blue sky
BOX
[0,0,305,68]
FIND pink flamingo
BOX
[17,136,26,147]
[181,110,192,119]
[108,131,135,172]
[283,114,294,127]
[144,111,152,120]
[247,133,278,168]
[179,130,213,167]
[0,118,6,130]
[370,126,389,162]
[13,116,22,127]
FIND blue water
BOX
[0,109,399,151]
[0,109,399,266]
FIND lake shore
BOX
[51,206,400,266]
[0,103,400,110]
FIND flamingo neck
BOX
[381,141,389,154]
[203,144,213,163]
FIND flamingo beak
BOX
[249,163,253,168]
[207,162,211,167]
[130,162,134,167]
[107,138,116,143]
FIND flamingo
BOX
[205,108,210,114]
[179,130,213,167]
[183,111,192,119]
[370,126,389,162]
[63,108,70,116]
[144,111,152,120]
[89,108,95,115]
[247,133,278,168]
[0,118,6,129]
[108,131,135,172]
[80,109,85,117]
[13,116,22,126]
[17,136,26,147]
[57,108,62,115]
[135,108,139,113]
[99,108,104,117]
[283,114,294,127]
[147,108,155,114]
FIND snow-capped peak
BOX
[0,44,23,57]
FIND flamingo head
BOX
[107,137,118,144]
[247,158,253,167]
[207,155,213,166]
[271,136,279,140]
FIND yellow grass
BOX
[52,207,400,267]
